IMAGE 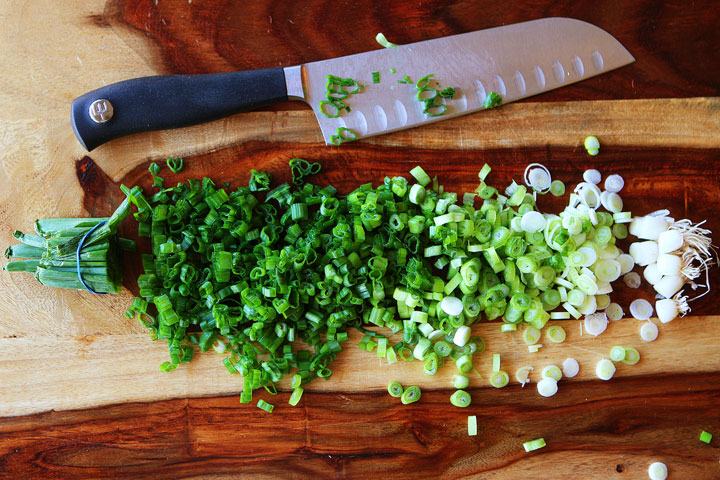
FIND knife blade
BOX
[71,17,634,151]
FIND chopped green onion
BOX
[289,387,304,406]
[699,430,713,444]
[648,462,668,480]
[595,358,616,380]
[523,438,546,452]
[375,32,398,48]
[166,157,184,173]
[546,325,566,343]
[622,347,640,365]
[468,415,478,436]
[492,353,501,372]
[609,346,626,362]
[490,370,509,388]
[452,374,470,389]
[523,325,541,345]
[401,385,421,404]
[450,389,472,407]
[550,180,565,196]
[537,377,558,397]
[584,136,600,155]
[372,71,380,83]
[541,365,562,381]
[256,399,274,413]
[482,92,502,109]
[388,381,404,398]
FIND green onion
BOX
[330,127,358,145]
[699,430,713,444]
[546,325,566,343]
[584,136,600,156]
[372,71,380,83]
[289,387,304,406]
[468,415,478,436]
[450,389,471,407]
[388,381,404,398]
[256,399,274,413]
[375,32,398,48]
[401,385,421,404]
[482,92,502,109]
[550,180,565,196]
[149,162,161,176]
[490,370,509,388]
[523,438,546,452]
[166,157,184,173]
[452,374,469,389]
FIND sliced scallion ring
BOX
[490,370,509,388]
[541,365,563,381]
[640,321,659,342]
[609,346,626,362]
[595,358,616,380]
[562,358,579,378]
[536,377,558,397]
[622,347,640,365]
[388,381,404,398]
[546,325,566,343]
[629,299,653,320]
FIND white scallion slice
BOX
[524,163,552,193]
[441,296,463,316]
[577,294,598,315]
[577,247,598,267]
[541,365,562,381]
[490,370,510,388]
[656,253,682,276]
[515,366,533,386]
[523,325,542,345]
[546,325,566,343]
[453,325,472,347]
[657,229,683,254]
[630,299,653,320]
[536,377,558,397]
[648,461,668,480]
[418,323,434,337]
[629,240,659,266]
[594,259,622,283]
[584,312,608,336]
[631,215,670,240]
[428,329,445,341]
[563,302,582,319]
[606,303,624,321]
[583,168,601,185]
[609,346,626,362]
[601,192,624,213]
[595,358,616,380]
[596,294,610,310]
[623,272,642,289]
[595,281,613,295]
[640,322,659,342]
[598,244,620,260]
[623,347,640,365]
[562,358,580,378]
[653,274,685,299]
[550,311,570,320]
[521,211,546,233]
[604,174,624,193]
[643,263,662,286]
[617,254,635,275]
[528,344,543,353]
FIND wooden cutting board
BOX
[1,1,719,478]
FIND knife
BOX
[71,17,634,151]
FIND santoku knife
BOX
[71,17,634,151]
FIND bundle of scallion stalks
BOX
[4,190,138,294]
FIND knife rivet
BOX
[88,99,114,123]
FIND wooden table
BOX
[1,0,719,478]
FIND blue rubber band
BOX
[76,220,107,295]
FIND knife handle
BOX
[71,67,288,151]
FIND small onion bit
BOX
[536,377,558,397]
[562,358,580,378]
[629,299,654,320]
[623,272,642,289]
[640,321,659,342]
[604,174,624,193]
[524,163,552,194]
[584,312,608,336]
[648,461,668,480]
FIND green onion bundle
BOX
[4,192,137,293]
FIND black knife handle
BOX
[71,67,288,151]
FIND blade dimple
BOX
[373,105,388,130]
[349,109,368,135]
[513,71,527,95]
[454,88,468,112]
[591,50,605,71]
[492,75,507,96]
[572,55,585,77]
[474,80,487,105]
[394,100,408,126]
[533,65,546,89]
[552,60,566,83]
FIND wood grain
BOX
[3,314,720,417]
[1,372,719,479]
